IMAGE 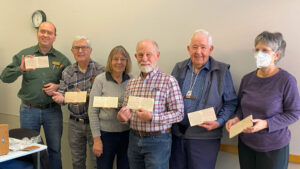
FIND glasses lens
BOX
[112,58,127,62]
[73,46,89,51]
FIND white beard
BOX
[138,62,154,73]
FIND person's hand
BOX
[225,117,240,132]
[117,107,131,122]
[198,121,220,131]
[52,91,64,104]
[20,55,35,72]
[136,108,152,122]
[42,83,59,96]
[243,119,268,133]
[93,137,103,157]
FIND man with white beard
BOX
[117,40,184,169]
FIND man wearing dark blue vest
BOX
[170,29,238,169]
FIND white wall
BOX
[1,0,300,167]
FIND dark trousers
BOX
[238,138,289,169]
[170,135,220,169]
[96,130,130,169]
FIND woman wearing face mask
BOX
[226,31,300,169]
[88,45,132,169]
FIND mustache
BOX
[139,61,151,65]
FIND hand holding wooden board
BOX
[187,107,217,126]
[229,115,253,138]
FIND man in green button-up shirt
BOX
[0,22,70,169]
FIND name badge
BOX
[184,90,195,99]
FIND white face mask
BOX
[254,51,272,68]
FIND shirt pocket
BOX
[151,87,167,112]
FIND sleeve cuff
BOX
[119,120,130,125]
[16,67,23,75]
[217,118,225,127]
[266,119,273,133]
[151,113,160,123]
[93,133,101,137]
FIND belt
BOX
[131,128,171,137]
[22,100,57,109]
[69,115,89,124]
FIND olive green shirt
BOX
[0,45,71,105]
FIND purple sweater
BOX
[236,69,300,152]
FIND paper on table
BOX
[93,96,118,108]
[65,91,87,103]
[229,115,253,139]
[9,137,39,151]
[187,107,217,126]
[127,96,154,112]
[25,56,49,69]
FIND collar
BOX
[139,67,159,80]
[187,57,210,73]
[33,44,56,57]
[74,59,94,73]
[106,72,130,84]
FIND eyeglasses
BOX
[72,46,90,51]
[136,53,153,59]
[112,58,127,62]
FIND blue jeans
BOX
[128,130,172,169]
[97,130,129,169]
[20,103,62,169]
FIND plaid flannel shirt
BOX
[123,67,184,132]
[58,59,105,117]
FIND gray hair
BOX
[189,29,213,47]
[136,40,159,52]
[255,31,286,63]
[72,35,91,48]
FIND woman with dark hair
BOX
[226,31,300,169]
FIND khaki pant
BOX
[68,118,96,169]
